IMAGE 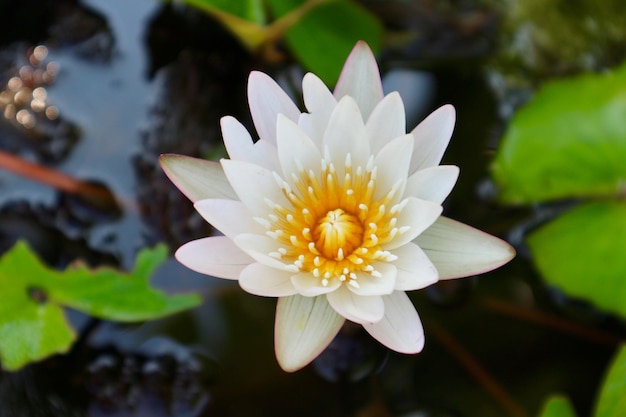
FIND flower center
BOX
[313,208,363,260]
[260,152,408,288]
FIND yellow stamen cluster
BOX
[259,152,410,288]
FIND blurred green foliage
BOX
[0,242,200,371]
[538,346,626,417]
[177,0,382,84]
[493,61,626,320]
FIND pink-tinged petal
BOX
[334,41,383,120]
[248,71,300,144]
[384,197,442,250]
[322,96,370,169]
[414,216,516,279]
[221,116,281,172]
[404,165,459,204]
[234,233,295,272]
[326,286,384,324]
[409,105,456,173]
[365,92,406,154]
[291,273,341,296]
[373,133,413,200]
[362,291,424,353]
[221,159,289,216]
[175,236,252,279]
[391,243,438,291]
[348,263,396,296]
[276,115,322,178]
[239,263,297,297]
[275,295,345,372]
[159,154,236,202]
[194,199,263,238]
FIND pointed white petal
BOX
[221,116,280,171]
[373,133,413,200]
[334,41,384,120]
[362,291,424,353]
[326,286,384,324]
[392,243,439,291]
[248,71,301,144]
[234,233,295,272]
[291,272,341,296]
[251,139,281,172]
[348,263,396,296]
[239,262,297,297]
[175,236,252,279]
[221,116,254,161]
[276,115,322,178]
[275,295,345,372]
[384,197,442,250]
[302,73,336,147]
[221,159,289,216]
[365,92,406,154]
[323,96,370,169]
[415,216,516,279]
[404,165,459,204]
[409,105,456,173]
[159,154,236,202]
[194,199,263,238]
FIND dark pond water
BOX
[0,0,623,416]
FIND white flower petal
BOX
[349,263,397,296]
[404,165,459,204]
[159,154,236,202]
[276,115,322,178]
[291,273,341,296]
[365,92,406,154]
[410,104,456,173]
[248,71,301,144]
[392,243,439,291]
[221,159,289,216]
[221,116,254,161]
[373,133,413,200]
[302,72,336,147]
[234,233,295,272]
[362,291,424,353]
[323,96,370,169]
[415,216,516,279]
[194,199,263,238]
[221,116,280,171]
[175,236,252,279]
[334,41,384,120]
[275,295,345,372]
[239,262,297,297]
[384,197,442,250]
[326,286,384,324]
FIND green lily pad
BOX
[267,0,382,85]
[0,241,201,371]
[527,201,626,318]
[492,63,626,204]
[595,345,626,417]
[538,396,578,417]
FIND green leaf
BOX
[595,345,626,417]
[0,241,201,371]
[178,0,268,50]
[527,201,626,318]
[538,396,578,417]
[492,63,626,204]
[267,0,382,85]
[180,0,266,23]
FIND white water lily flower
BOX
[160,41,515,372]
